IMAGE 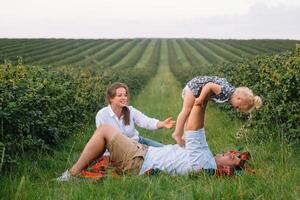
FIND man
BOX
[57,102,250,181]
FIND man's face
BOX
[215,151,241,167]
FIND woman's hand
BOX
[157,117,175,129]
[164,117,176,128]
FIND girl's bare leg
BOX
[172,89,195,145]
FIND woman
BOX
[95,82,175,149]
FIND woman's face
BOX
[110,87,128,107]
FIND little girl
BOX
[172,76,262,145]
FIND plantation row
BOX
[1,39,299,70]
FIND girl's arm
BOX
[194,83,221,106]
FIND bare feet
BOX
[172,133,185,146]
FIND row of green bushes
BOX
[0,61,158,169]
[170,45,299,142]
[216,45,300,141]
[0,63,105,167]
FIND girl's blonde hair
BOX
[236,87,262,113]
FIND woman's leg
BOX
[69,125,120,175]
[139,136,164,147]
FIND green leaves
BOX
[0,58,158,169]
[0,63,105,168]
[217,46,300,142]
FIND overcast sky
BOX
[1,0,300,39]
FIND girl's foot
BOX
[172,134,185,146]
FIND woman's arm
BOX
[132,106,175,130]
[131,107,160,130]
[95,109,105,128]
[156,117,175,129]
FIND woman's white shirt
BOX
[95,105,159,141]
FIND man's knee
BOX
[97,124,113,132]
[96,124,120,140]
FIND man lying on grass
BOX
[56,101,251,181]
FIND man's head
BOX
[214,150,251,176]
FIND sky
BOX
[1,0,300,39]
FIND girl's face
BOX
[231,93,249,112]
[231,95,243,111]
[110,87,128,108]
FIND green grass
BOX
[1,40,299,199]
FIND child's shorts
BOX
[181,85,189,99]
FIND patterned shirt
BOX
[186,76,235,103]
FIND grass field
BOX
[1,39,299,200]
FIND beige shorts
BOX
[107,133,148,174]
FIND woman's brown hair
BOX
[106,82,130,125]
